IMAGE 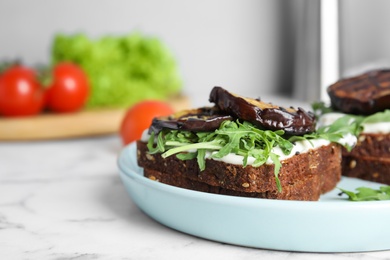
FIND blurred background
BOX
[1,0,390,107]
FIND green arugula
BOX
[311,102,390,124]
[339,186,390,201]
[289,114,363,151]
[362,109,390,123]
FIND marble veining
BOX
[1,135,390,259]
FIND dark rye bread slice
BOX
[144,168,321,200]
[341,133,390,158]
[137,141,342,200]
[340,132,390,184]
[342,155,390,185]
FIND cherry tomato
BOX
[120,100,174,145]
[0,65,45,117]
[45,62,89,113]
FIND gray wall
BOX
[0,0,287,106]
[1,0,390,105]
[339,0,390,77]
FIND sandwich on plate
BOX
[317,69,390,185]
[137,86,356,201]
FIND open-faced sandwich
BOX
[137,87,356,201]
[317,69,390,185]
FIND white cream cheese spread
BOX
[207,138,330,165]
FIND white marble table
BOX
[1,134,390,259]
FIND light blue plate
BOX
[118,143,390,253]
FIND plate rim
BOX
[118,142,390,253]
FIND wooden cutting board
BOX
[0,96,190,141]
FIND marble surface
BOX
[1,130,390,258]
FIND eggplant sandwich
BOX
[137,87,356,201]
[317,69,390,185]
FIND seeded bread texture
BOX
[342,133,390,157]
[341,132,390,184]
[137,141,342,201]
[342,155,390,184]
[144,168,321,200]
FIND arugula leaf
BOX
[338,186,390,201]
[176,152,197,160]
[289,114,363,151]
[312,101,390,125]
[362,109,390,123]
[197,149,206,171]
[147,131,159,153]
[269,153,282,192]
[317,115,362,135]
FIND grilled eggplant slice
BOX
[149,106,233,134]
[209,86,316,135]
[327,69,390,115]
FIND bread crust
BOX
[137,141,342,200]
[342,155,390,184]
[341,132,390,184]
[342,133,390,158]
[144,168,321,200]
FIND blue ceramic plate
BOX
[118,143,390,253]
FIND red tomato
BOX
[0,65,45,117]
[120,100,174,145]
[45,62,89,113]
